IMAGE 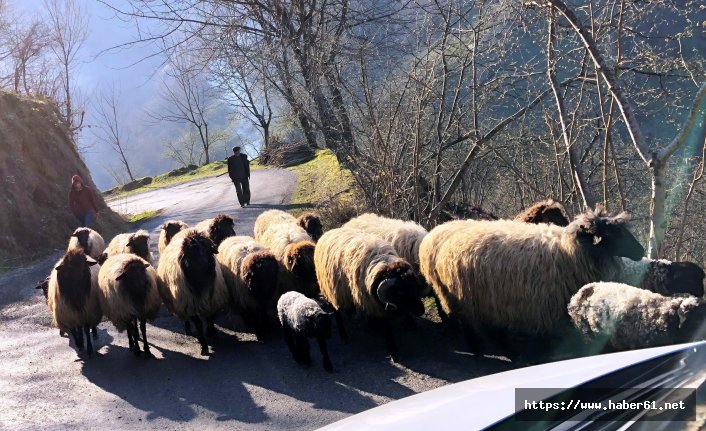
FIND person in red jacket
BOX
[68,175,99,228]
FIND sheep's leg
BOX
[191,316,210,356]
[461,320,489,355]
[84,324,93,356]
[126,322,136,353]
[184,320,192,336]
[131,320,142,356]
[91,325,98,339]
[382,317,400,362]
[433,294,449,324]
[282,325,301,363]
[317,335,333,373]
[140,318,153,358]
[254,310,269,342]
[333,310,348,343]
[71,328,84,351]
[206,316,218,338]
[296,335,312,366]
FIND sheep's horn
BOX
[377,278,398,311]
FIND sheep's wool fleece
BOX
[315,227,399,317]
[105,230,153,264]
[277,291,322,332]
[568,282,701,350]
[419,218,610,334]
[158,221,187,254]
[98,253,161,332]
[253,210,297,242]
[343,213,427,266]
[217,235,267,309]
[67,229,105,260]
[47,257,102,331]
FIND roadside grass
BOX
[127,209,165,224]
[105,159,265,200]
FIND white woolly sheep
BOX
[158,220,188,254]
[254,210,318,297]
[195,214,236,247]
[418,206,645,356]
[157,228,228,356]
[47,248,103,356]
[277,291,333,372]
[67,227,105,260]
[315,227,425,361]
[613,257,705,298]
[514,199,570,226]
[217,236,279,340]
[98,253,162,357]
[567,282,706,351]
[100,230,153,265]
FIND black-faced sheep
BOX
[315,227,425,361]
[67,227,105,260]
[254,210,318,297]
[100,230,153,265]
[98,254,162,357]
[158,220,188,254]
[216,236,279,340]
[514,199,570,226]
[296,212,324,242]
[47,248,103,356]
[157,228,228,356]
[568,282,706,351]
[614,258,705,298]
[277,291,333,372]
[195,214,236,247]
[418,206,645,356]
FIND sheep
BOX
[567,282,706,352]
[216,236,279,340]
[418,206,645,356]
[613,258,705,298]
[157,228,228,356]
[195,214,236,247]
[100,230,153,265]
[47,248,103,356]
[297,212,324,242]
[254,210,318,297]
[98,253,162,357]
[514,199,570,226]
[67,227,105,260]
[158,220,188,254]
[315,227,425,361]
[277,291,333,372]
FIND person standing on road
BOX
[68,174,99,228]
[227,146,251,207]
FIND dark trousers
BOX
[233,178,250,205]
[75,210,95,228]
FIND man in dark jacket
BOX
[227,146,251,207]
[69,175,99,227]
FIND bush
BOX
[260,139,315,167]
[121,177,153,192]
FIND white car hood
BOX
[318,342,705,431]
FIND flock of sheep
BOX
[36,199,706,371]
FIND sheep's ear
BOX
[86,256,98,266]
[144,263,151,268]
[116,271,126,281]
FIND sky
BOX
[12,0,247,190]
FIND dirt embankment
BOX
[0,91,124,268]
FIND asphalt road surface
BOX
[0,168,516,430]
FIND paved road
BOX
[0,168,515,430]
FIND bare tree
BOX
[44,0,88,137]
[93,85,135,182]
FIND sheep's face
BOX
[375,260,425,317]
[55,249,97,309]
[116,260,152,303]
[660,262,706,298]
[305,311,332,339]
[72,228,91,253]
[210,215,235,246]
[677,299,706,342]
[298,213,323,242]
[35,276,50,300]
[127,235,150,261]
[179,232,218,292]
[162,221,186,244]
[574,206,644,261]
[287,241,317,283]
[243,251,279,306]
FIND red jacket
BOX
[69,175,98,216]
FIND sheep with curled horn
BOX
[195,214,236,247]
[157,228,228,356]
[315,227,425,361]
[47,248,103,356]
[254,210,318,298]
[98,254,161,357]
[99,230,153,265]
[158,220,188,254]
[419,205,645,358]
[514,199,570,226]
[296,212,324,242]
[568,282,706,352]
[67,227,105,260]
[216,236,279,341]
